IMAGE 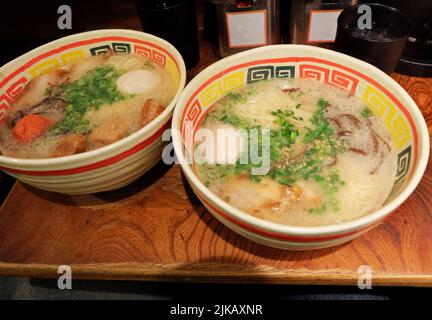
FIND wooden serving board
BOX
[0,37,432,286]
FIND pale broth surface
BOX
[0,53,176,159]
[195,78,396,226]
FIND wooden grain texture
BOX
[0,37,431,286]
[391,74,432,134]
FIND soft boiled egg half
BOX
[116,69,161,95]
[195,124,246,165]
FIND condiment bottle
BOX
[206,0,281,58]
[284,0,358,48]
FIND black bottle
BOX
[135,0,200,69]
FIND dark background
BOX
[1,276,431,300]
[0,0,143,203]
[0,0,431,300]
[0,0,141,66]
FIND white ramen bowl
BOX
[0,29,186,194]
[172,45,429,250]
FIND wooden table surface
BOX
[0,32,432,286]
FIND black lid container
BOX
[135,0,200,69]
[334,3,410,74]
[359,0,432,77]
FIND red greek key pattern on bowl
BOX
[299,64,359,95]
[134,45,152,58]
[0,76,29,120]
[186,100,202,125]
[299,64,329,81]
[183,99,203,153]
[134,45,167,67]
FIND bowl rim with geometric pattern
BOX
[0,29,186,171]
[172,44,429,241]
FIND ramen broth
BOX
[0,52,176,159]
[194,78,397,226]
